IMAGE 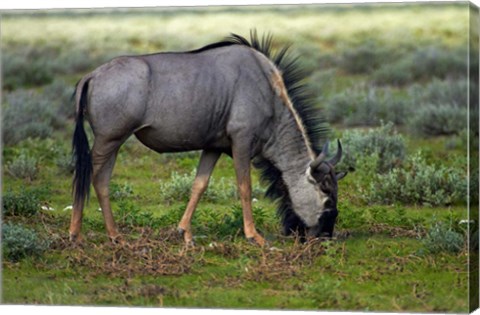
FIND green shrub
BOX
[422,221,465,254]
[2,48,54,90]
[116,200,161,229]
[6,151,39,181]
[339,41,393,74]
[2,90,63,145]
[409,79,469,108]
[372,59,414,86]
[55,150,75,175]
[368,152,467,206]
[159,170,264,204]
[2,187,49,217]
[110,182,134,201]
[160,171,200,203]
[325,88,409,126]
[372,46,467,86]
[409,104,467,136]
[202,205,269,238]
[43,80,76,119]
[339,122,406,173]
[2,222,50,261]
[410,46,467,80]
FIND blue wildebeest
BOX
[71,32,347,246]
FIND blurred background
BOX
[1,2,478,311]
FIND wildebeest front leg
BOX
[232,144,266,246]
[178,150,221,245]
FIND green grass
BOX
[1,3,474,312]
[2,230,467,311]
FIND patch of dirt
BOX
[242,238,327,281]
[51,227,203,277]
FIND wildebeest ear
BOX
[335,171,348,181]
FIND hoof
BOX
[247,236,267,247]
[69,233,83,243]
[109,234,124,245]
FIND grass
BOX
[1,2,475,313]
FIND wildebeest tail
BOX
[72,77,93,206]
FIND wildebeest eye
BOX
[319,175,334,193]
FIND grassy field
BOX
[1,3,477,313]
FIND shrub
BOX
[409,104,467,136]
[159,171,200,204]
[339,41,392,74]
[201,205,270,238]
[368,152,467,206]
[372,46,467,86]
[422,221,465,254]
[2,188,48,217]
[409,46,467,80]
[2,89,63,145]
[325,88,409,126]
[116,200,162,229]
[110,182,134,201]
[55,150,75,175]
[3,191,40,217]
[409,79,469,108]
[6,151,39,181]
[159,170,264,204]
[43,80,76,119]
[372,59,414,86]
[2,48,54,90]
[2,222,50,261]
[339,122,406,173]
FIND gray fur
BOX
[75,44,336,240]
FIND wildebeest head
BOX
[305,140,347,239]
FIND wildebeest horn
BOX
[328,139,343,166]
[310,141,329,169]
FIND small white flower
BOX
[41,206,55,211]
[269,246,283,252]
[459,220,474,225]
[63,205,73,211]
[252,198,258,203]
[97,208,102,212]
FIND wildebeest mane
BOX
[194,31,330,235]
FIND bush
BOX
[42,80,76,119]
[110,182,134,201]
[2,222,50,261]
[409,79,469,108]
[409,104,467,136]
[2,188,46,217]
[372,46,467,86]
[6,151,39,181]
[2,89,63,145]
[195,205,271,238]
[339,122,406,173]
[422,221,465,254]
[116,200,161,229]
[55,150,75,175]
[2,48,54,90]
[339,41,393,74]
[368,152,467,206]
[325,87,409,126]
[372,59,414,86]
[410,46,467,80]
[159,170,264,204]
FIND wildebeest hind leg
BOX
[177,150,221,245]
[232,143,266,247]
[91,137,126,243]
